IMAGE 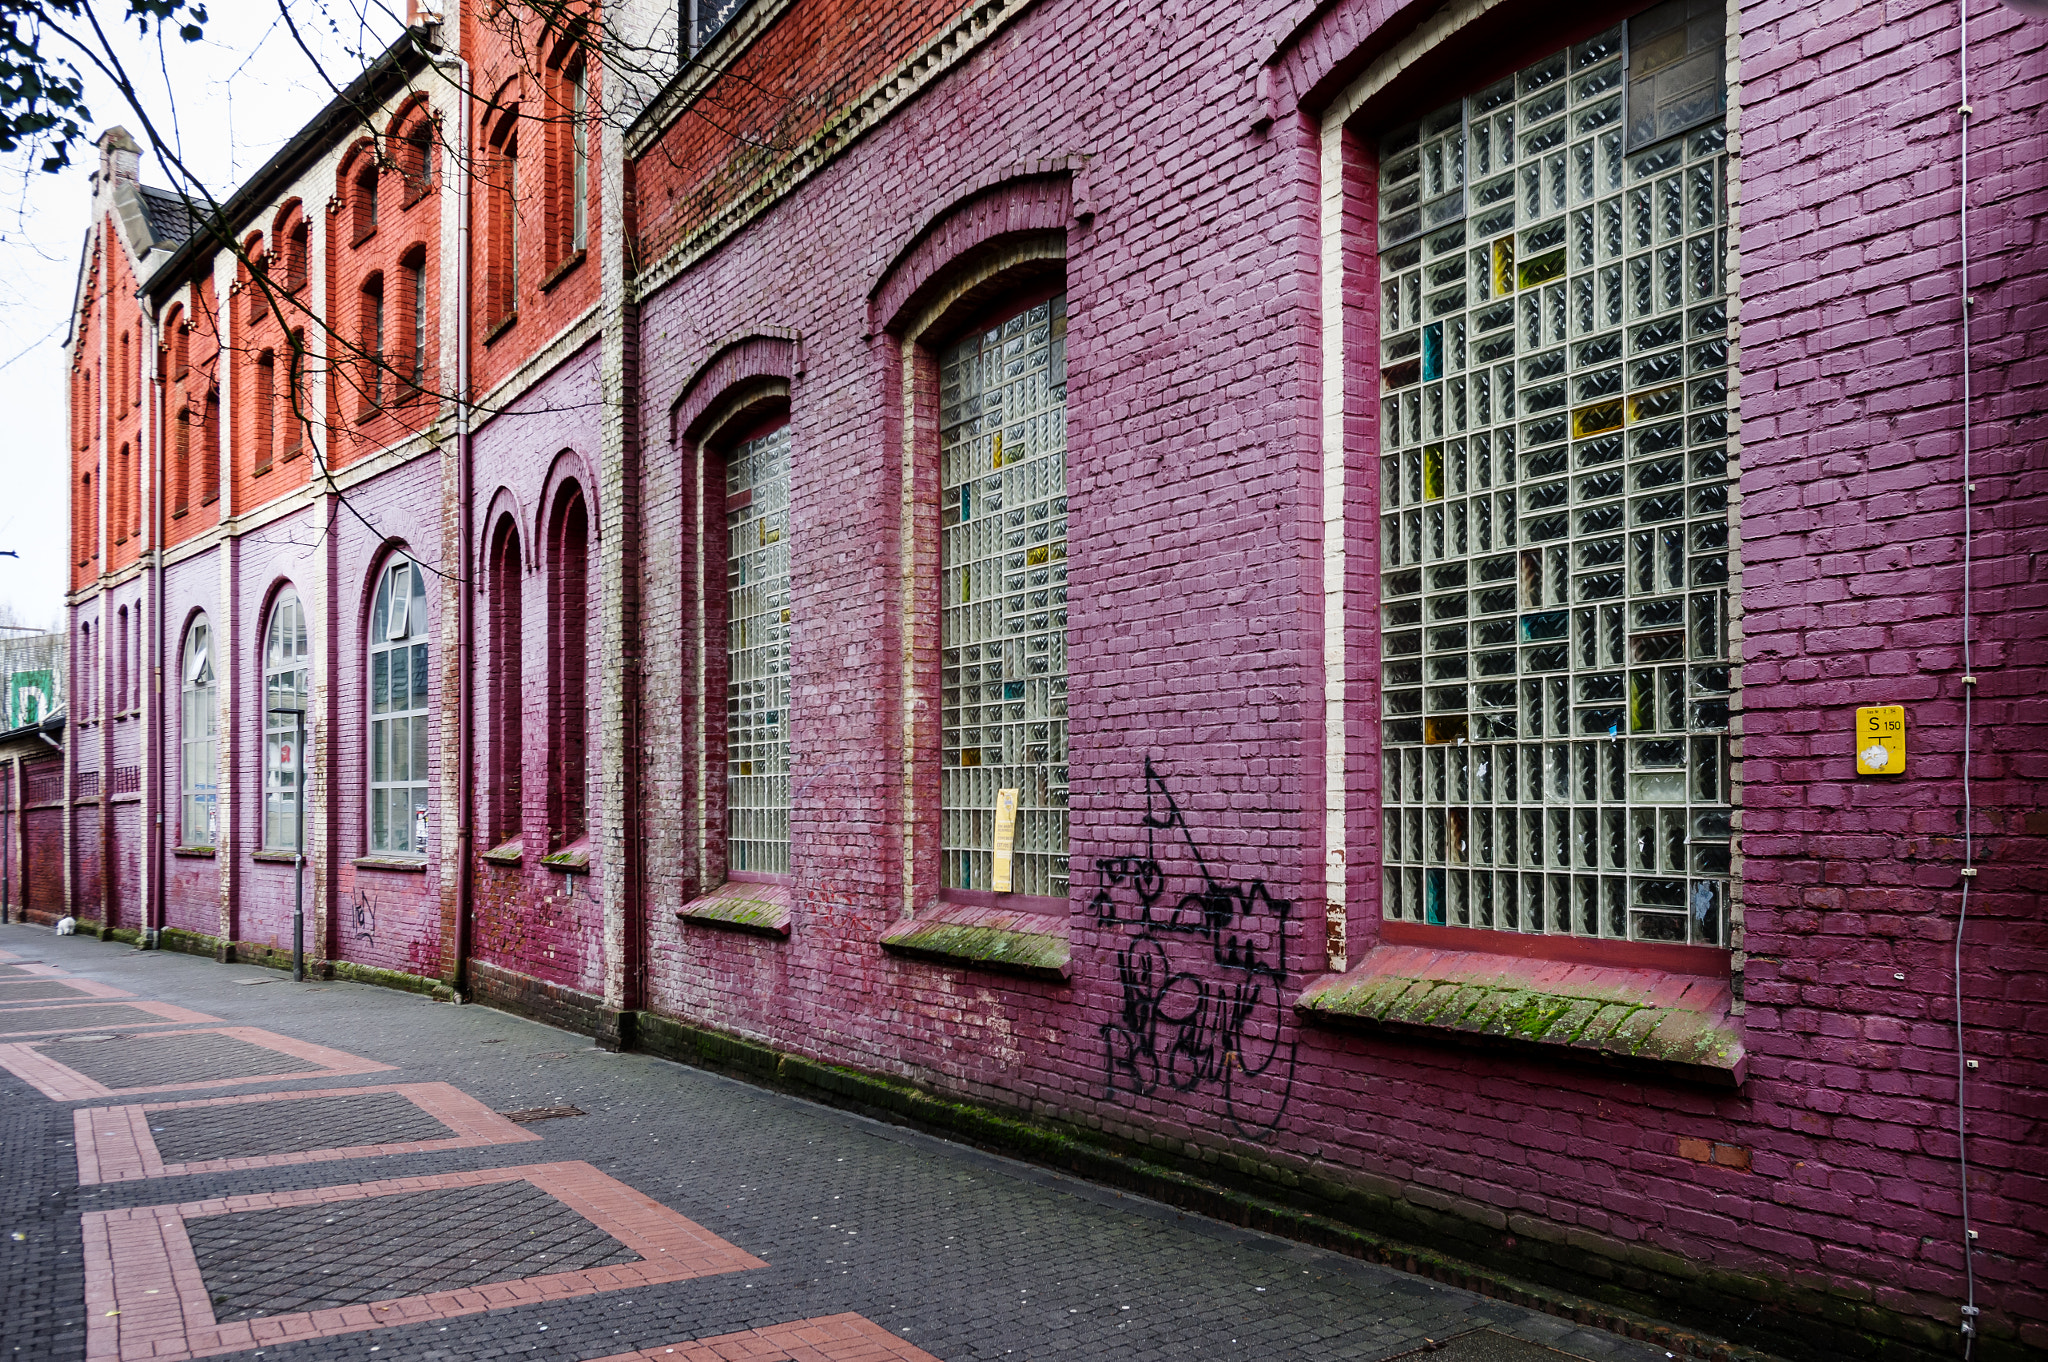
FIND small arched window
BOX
[201,384,221,504]
[284,212,309,291]
[353,152,380,243]
[547,483,589,847]
[78,621,91,722]
[403,116,436,202]
[181,618,218,847]
[167,305,189,380]
[487,516,523,847]
[252,350,276,472]
[116,605,129,711]
[369,557,430,857]
[243,234,267,325]
[360,273,386,412]
[262,587,310,850]
[722,420,791,874]
[939,292,1070,897]
[400,245,429,394]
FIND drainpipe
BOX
[416,21,474,995]
[146,302,164,948]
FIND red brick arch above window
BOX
[533,449,599,565]
[671,332,799,448]
[868,168,1077,340]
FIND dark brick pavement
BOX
[148,1090,457,1163]
[0,923,1684,1362]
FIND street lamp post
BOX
[268,705,306,982]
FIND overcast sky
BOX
[0,0,403,631]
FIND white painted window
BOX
[939,294,1068,898]
[725,423,790,874]
[262,588,310,851]
[1376,11,1734,945]
[570,65,589,253]
[369,558,430,857]
[180,619,217,847]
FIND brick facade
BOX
[58,1,2048,1357]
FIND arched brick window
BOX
[172,400,190,517]
[252,349,276,473]
[398,245,429,395]
[78,622,91,722]
[939,293,1070,898]
[352,151,380,244]
[1372,8,1734,945]
[484,105,520,329]
[181,616,218,847]
[283,329,307,459]
[547,482,589,847]
[262,586,310,850]
[200,385,221,504]
[402,114,436,203]
[487,515,523,847]
[115,444,130,545]
[243,233,267,326]
[359,272,386,413]
[719,417,791,874]
[279,205,309,292]
[116,606,129,712]
[368,556,430,857]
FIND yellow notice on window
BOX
[1855,705,1906,775]
[990,787,1020,893]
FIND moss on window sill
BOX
[880,902,1069,982]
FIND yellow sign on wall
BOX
[990,788,1020,892]
[1855,705,1906,775]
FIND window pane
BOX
[939,295,1069,898]
[1376,18,1731,944]
[366,558,431,857]
[725,424,791,875]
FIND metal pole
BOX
[292,708,304,982]
[269,706,306,982]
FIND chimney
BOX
[98,127,142,188]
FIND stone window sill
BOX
[484,312,517,345]
[539,839,591,872]
[353,855,426,873]
[540,249,586,293]
[678,879,791,939]
[880,902,1070,983]
[481,835,522,866]
[251,850,303,864]
[172,844,215,859]
[1294,933,1743,1086]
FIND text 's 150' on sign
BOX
[1855,705,1905,776]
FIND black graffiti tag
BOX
[351,887,377,944]
[1093,758,1298,1140]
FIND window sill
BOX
[484,312,517,345]
[481,835,523,866]
[540,249,586,293]
[678,879,791,939]
[171,844,215,859]
[251,850,303,864]
[1293,933,1743,1087]
[353,854,427,873]
[539,839,591,872]
[880,902,1070,982]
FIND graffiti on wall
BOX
[350,887,377,944]
[1092,758,1298,1140]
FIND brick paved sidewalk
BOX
[0,923,1686,1362]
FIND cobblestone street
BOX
[1,923,1696,1362]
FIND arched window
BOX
[262,587,310,850]
[252,350,276,473]
[939,293,1069,897]
[397,246,428,394]
[116,606,129,712]
[1372,13,1734,944]
[243,234,267,326]
[181,618,218,847]
[360,273,385,412]
[115,444,131,544]
[369,557,430,857]
[78,621,91,722]
[548,483,588,846]
[201,385,221,504]
[353,153,380,243]
[282,210,309,292]
[722,421,791,874]
[284,329,307,459]
[487,517,523,845]
[172,400,191,517]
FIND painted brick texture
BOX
[53,0,2047,1354]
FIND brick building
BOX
[55,0,2047,1356]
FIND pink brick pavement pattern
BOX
[83,1161,768,1361]
[73,1081,543,1184]
[581,1313,945,1362]
[0,1001,220,1037]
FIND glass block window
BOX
[940,295,1069,898]
[263,588,310,851]
[369,558,430,857]
[1376,11,1734,947]
[725,422,791,875]
[181,619,217,847]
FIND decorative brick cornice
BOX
[631,0,1045,302]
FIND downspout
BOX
[147,301,164,947]
[418,23,474,995]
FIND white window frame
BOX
[368,557,431,858]
[723,421,791,875]
[181,619,217,848]
[262,588,309,851]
